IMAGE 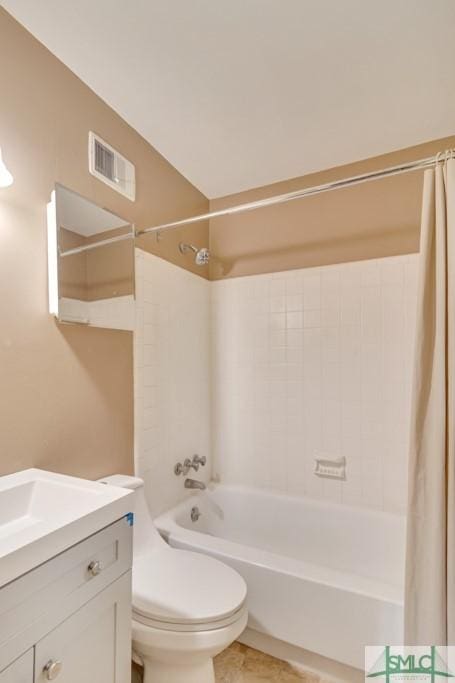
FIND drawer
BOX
[0,517,132,672]
[0,650,33,683]
[34,572,131,683]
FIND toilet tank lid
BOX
[98,474,144,490]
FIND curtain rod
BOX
[59,231,133,258]
[136,151,453,237]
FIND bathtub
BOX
[155,484,405,671]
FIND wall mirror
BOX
[47,184,135,330]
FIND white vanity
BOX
[0,469,134,682]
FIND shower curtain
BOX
[405,156,455,645]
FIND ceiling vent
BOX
[88,132,136,201]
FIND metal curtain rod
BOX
[59,232,133,258]
[136,151,453,237]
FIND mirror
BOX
[48,184,135,330]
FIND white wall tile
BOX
[134,249,211,517]
[135,251,417,516]
[212,254,418,513]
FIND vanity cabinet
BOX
[0,518,132,683]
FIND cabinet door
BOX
[34,572,131,683]
[0,650,33,683]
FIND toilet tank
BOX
[98,474,166,555]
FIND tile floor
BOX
[132,643,328,682]
[214,643,324,682]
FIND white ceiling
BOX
[3,0,455,198]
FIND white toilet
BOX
[100,475,248,683]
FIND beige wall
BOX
[209,135,455,279]
[59,228,88,300]
[60,226,135,302]
[0,10,209,479]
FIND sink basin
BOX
[0,469,134,588]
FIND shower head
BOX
[194,247,210,266]
[179,242,210,266]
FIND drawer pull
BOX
[43,659,63,680]
[87,560,102,576]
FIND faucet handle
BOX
[193,454,206,467]
[187,457,199,472]
[174,459,192,476]
[175,455,206,476]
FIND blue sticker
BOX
[126,512,134,526]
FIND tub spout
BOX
[184,478,206,490]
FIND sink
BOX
[0,469,134,588]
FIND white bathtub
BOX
[155,484,405,671]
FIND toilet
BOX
[99,475,248,683]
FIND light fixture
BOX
[47,190,59,316]
[0,148,13,187]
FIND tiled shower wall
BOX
[135,251,418,517]
[134,250,211,516]
[212,254,418,514]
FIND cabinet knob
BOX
[87,560,102,576]
[43,659,63,680]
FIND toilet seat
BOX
[132,547,247,632]
[133,603,247,633]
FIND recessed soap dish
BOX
[314,456,346,480]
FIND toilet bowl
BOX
[99,475,248,683]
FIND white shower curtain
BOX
[405,156,455,645]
